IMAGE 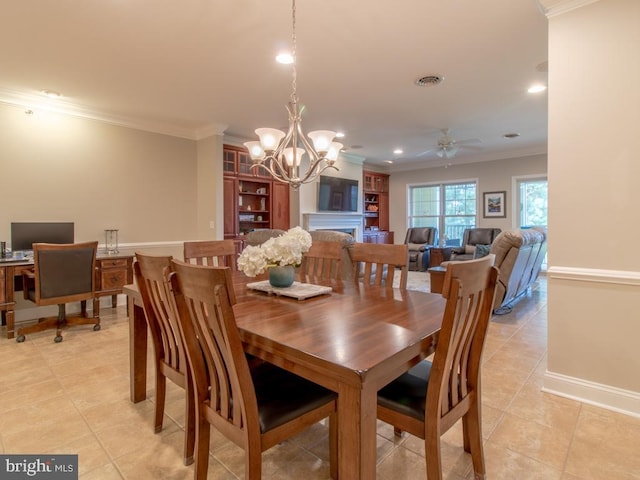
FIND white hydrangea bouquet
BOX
[237,226,312,277]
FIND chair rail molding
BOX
[547,265,640,286]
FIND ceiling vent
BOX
[415,75,444,87]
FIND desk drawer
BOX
[99,258,129,269]
[100,269,127,290]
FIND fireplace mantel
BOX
[302,212,363,242]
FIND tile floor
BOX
[1,277,640,479]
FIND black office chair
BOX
[16,241,100,343]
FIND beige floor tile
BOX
[114,429,233,480]
[95,414,181,460]
[482,441,563,480]
[3,409,94,453]
[53,433,112,477]
[80,462,125,480]
[3,278,640,479]
[508,378,581,432]
[489,412,573,470]
[564,405,640,479]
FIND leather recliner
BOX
[404,227,438,271]
[450,228,502,261]
[490,227,547,313]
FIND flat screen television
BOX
[317,175,359,212]
[11,222,75,252]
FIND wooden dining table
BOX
[125,273,445,480]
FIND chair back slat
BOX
[351,243,408,288]
[299,240,342,283]
[169,261,259,433]
[183,240,237,270]
[430,255,498,423]
[134,254,187,374]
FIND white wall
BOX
[0,102,200,247]
[293,153,365,226]
[545,0,640,416]
[387,154,548,241]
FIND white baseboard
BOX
[543,370,640,419]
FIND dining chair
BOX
[183,239,237,270]
[350,242,409,289]
[298,240,342,283]
[168,260,338,480]
[16,241,100,343]
[377,255,499,480]
[133,253,195,466]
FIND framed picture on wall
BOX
[483,191,506,218]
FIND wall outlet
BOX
[209,221,215,229]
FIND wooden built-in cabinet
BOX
[362,170,393,244]
[223,145,290,247]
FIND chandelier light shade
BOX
[244,0,341,189]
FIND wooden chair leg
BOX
[194,413,211,480]
[183,377,196,466]
[154,370,166,433]
[425,425,443,480]
[462,399,486,479]
[246,445,262,480]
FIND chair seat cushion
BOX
[377,360,432,421]
[252,361,337,433]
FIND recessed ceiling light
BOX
[393,148,403,155]
[41,90,61,98]
[527,85,547,94]
[415,75,444,87]
[503,133,521,139]
[335,132,345,138]
[385,160,394,164]
[276,52,294,64]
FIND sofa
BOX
[450,228,502,261]
[490,227,547,313]
[404,227,438,271]
[309,230,355,281]
[244,229,286,246]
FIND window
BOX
[517,177,547,228]
[408,182,477,245]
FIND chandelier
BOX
[243,0,342,189]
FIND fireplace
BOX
[302,213,363,242]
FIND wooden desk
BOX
[1,254,133,339]
[125,275,445,479]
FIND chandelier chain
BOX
[291,0,297,104]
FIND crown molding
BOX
[536,0,601,18]
[0,87,216,140]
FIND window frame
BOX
[407,180,478,245]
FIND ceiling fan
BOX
[417,129,482,160]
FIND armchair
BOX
[404,227,438,271]
[450,227,502,261]
[16,241,100,343]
